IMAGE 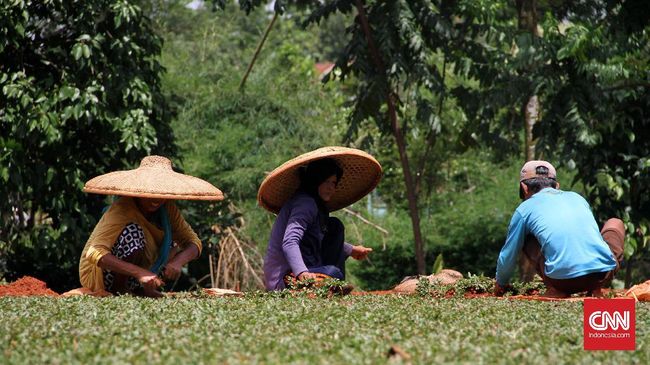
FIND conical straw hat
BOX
[258,147,382,213]
[83,156,224,201]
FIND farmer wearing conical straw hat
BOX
[258,147,382,290]
[79,156,223,297]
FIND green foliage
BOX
[157,3,345,200]
[343,153,520,290]
[415,275,432,296]
[424,154,520,276]
[2,296,649,363]
[417,273,545,298]
[0,0,175,290]
[432,253,444,274]
[506,275,547,296]
[453,274,496,295]
[532,3,650,283]
[337,209,418,289]
[286,277,353,298]
[416,273,495,298]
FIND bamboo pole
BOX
[239,12,279,91]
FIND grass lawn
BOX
[1,294,647,364]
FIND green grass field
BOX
[1,295,647,364]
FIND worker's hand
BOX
[162,261,182,281]
[350,245,373,260]
[297,272,319,281]
[494,282,509,297]
[137,271,165,292]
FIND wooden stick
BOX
[216,237,226,288]
[208,253,215,289]
[342,207,389,235]
[239,12,279,91]
[189,274,211,291]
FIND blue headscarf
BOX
[103,198,172,275]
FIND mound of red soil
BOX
[0,276,59,297]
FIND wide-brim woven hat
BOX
[258,147,382,213]
[83,155,224,201]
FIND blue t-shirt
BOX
[496,188,617,286]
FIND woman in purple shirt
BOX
[262,158,374,290]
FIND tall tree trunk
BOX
[354,0,426,273]
[524,95,538,161]
[388,93,427,274]
[516,0,539,36]
[517,0,540,282]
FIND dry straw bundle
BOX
[208,226,265,291]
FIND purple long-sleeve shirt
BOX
[263,192,352,290]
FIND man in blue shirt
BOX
[495,161,625,297]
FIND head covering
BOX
[258,146,382,213]
[83,155,224,201]
[519,160,557,181]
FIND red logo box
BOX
[584,298,635,350]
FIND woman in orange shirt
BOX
[79,156,223,297]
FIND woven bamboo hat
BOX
[258,147,382,213]
[83,156,224,201]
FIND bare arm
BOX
[162,244,199,281]
[98,253,164,291]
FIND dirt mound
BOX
[625,280,650,301]
[0,276,59,297]
[393,269,464,294]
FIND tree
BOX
[456,0,650,284]
[0,0,175,290]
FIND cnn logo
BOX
[583,299,635,351]
[588,310,630,331]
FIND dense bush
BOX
[0,0,175,290]
[157,4,345,201]
[426,158,520,276]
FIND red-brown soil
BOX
[0,276,634,301]
[0,276,59,297]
